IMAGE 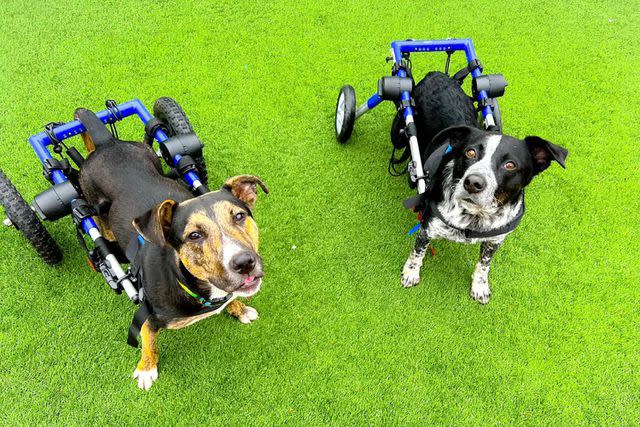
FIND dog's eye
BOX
[234,212,246,223]
[188,231,203,241]
[504,161,517,171]
[465,148,477,159]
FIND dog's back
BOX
[391,71,478,158]
[76,109,192,248]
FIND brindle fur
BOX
[75,108,266,390]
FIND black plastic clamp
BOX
[391,59,412,77]
[44,122,64,145]
[176,155,197,175]
[378,76,414,101]
[70,199,96,225]
[397,98,416,111]
[105,100,122,122]
[104,100,122,139]
[144,118,169,146]
[472,74,507,99]
[44,121,66,154]
[43,157,72,182]
[159,133,203,165]
[144,117,168,139]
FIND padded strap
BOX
[452,59,483,85]
[127,299,152,348]
[402,143,451,211]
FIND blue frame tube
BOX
[28,99,168,154]
[390,39,493,122]
[358,39,495,123]
[26,99,203,240]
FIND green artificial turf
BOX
[1,1,639,425]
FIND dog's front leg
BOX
[133,321,160,390]
[226,299,259,324]
[401,226,430,288]
[470,241,502,304]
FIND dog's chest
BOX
[424,200,514,244]
[165,295,238,329]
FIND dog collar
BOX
[176,261,232,308]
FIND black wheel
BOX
[153,97,209,186]
[0,169,62,265]
[335,85,356,143]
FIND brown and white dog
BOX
[76,108,268,390]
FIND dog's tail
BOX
[74,108,115,153]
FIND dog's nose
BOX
[464,174,486,193]
[230,251,256,275]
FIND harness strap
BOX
[403,142,452,211]
[128,298,152,347]
[126,234,147,348]
[452,58,483,85]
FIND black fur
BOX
[397,71,568,303]
[392,71,477,160]
[77,110,258,328]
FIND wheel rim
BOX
[336,92,346,133]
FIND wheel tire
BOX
[0,169,62,265]
[335,85,356,143]
[153,97,209,186]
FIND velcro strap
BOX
[127,299,152,348]
[452,59,483,85]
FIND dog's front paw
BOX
[470,279,491,304]
[133,367,158,391]
[226,299,260,324]
[401,267,421,288]
[238,305,259,324]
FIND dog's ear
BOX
[132,199,177,247]
[223,175,269,209]
[431,125,479,149]
[525,136,568,174]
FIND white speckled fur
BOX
[401,135,523,303]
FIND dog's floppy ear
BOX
[431,125,479,149]
[132,199,177,247]
[525,136,568,174]
[223,175,269,209]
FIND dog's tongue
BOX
[242,276,256,286]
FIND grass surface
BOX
[1,1,639,425]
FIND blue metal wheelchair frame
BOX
[353,39,497,195]
[27,99,205,302]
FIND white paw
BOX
[133,367,158,391]
[401,268,421,288]
[470,280,491,304]
[238,305,259,324]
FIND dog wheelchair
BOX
[0,98,209,304]
[334,38,507,217]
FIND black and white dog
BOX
[394,71,568,304]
